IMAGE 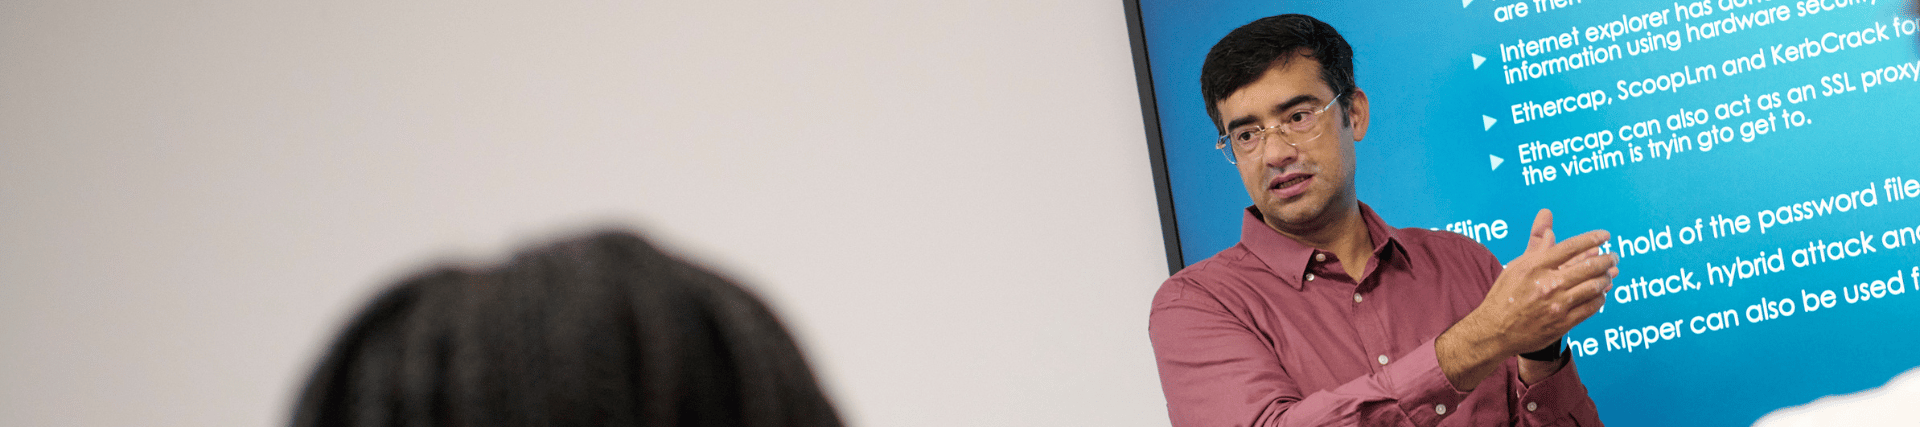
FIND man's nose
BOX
[1255,136,1299,167]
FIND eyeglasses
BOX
[1215,93,1343,165]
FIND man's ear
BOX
[1346,88,1370,142]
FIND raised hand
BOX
[1438,209,1617,390]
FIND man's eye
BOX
[1232,130,1257,142]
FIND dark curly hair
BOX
[291,230,843,427]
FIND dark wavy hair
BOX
[1200,14,1356,133]
[291,230,843,427]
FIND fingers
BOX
[1545,276,1612,333]
[1556,250,1618,284]
[1527,249,1616,300]
[1532,229,1611,269]
[1557,247,1599,270]
[1527,209,1554,253]
[1568,273,1614,302]
[1565,289,1608,324]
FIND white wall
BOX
[0,1,1171,426]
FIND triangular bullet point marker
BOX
[1463,0,1475,8]
[1471,53,1486,70]
[1482,115,1497,131]
[1490,154,1505,171]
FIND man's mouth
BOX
[1271,174,1310,190]
[1267,172,1314,199]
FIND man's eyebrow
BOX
[1224,115,1260,132]
[1223,93,1324,131]
[1268,94,1321,115]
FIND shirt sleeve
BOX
[1149,279,1472,427]
[1505,355,1603,426]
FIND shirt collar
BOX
[1239,201,1406,290]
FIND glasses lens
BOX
[1286,112,1319,133]
[1278,98,1338,146]
[1281,127,1325,147]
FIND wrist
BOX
[1519,337,1566,361]
[1516,354,1567,385]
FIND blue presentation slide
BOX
[1135,0,1920,425]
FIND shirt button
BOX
[1377,354,1389,365]
[1353,293,1363,303]
[1305,273,1316,281]
[1526,402,1538,412]
[1315,253,1327,262]
[1434,403,1447,415]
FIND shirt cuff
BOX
[1513,357,1599,425]
[1386,339,1473,426]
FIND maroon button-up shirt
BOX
[1150,203,1602,426]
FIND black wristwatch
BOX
[1519,337,1567,361]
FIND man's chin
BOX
[1255,203,1326,231]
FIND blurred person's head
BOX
[291,230,842,427]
